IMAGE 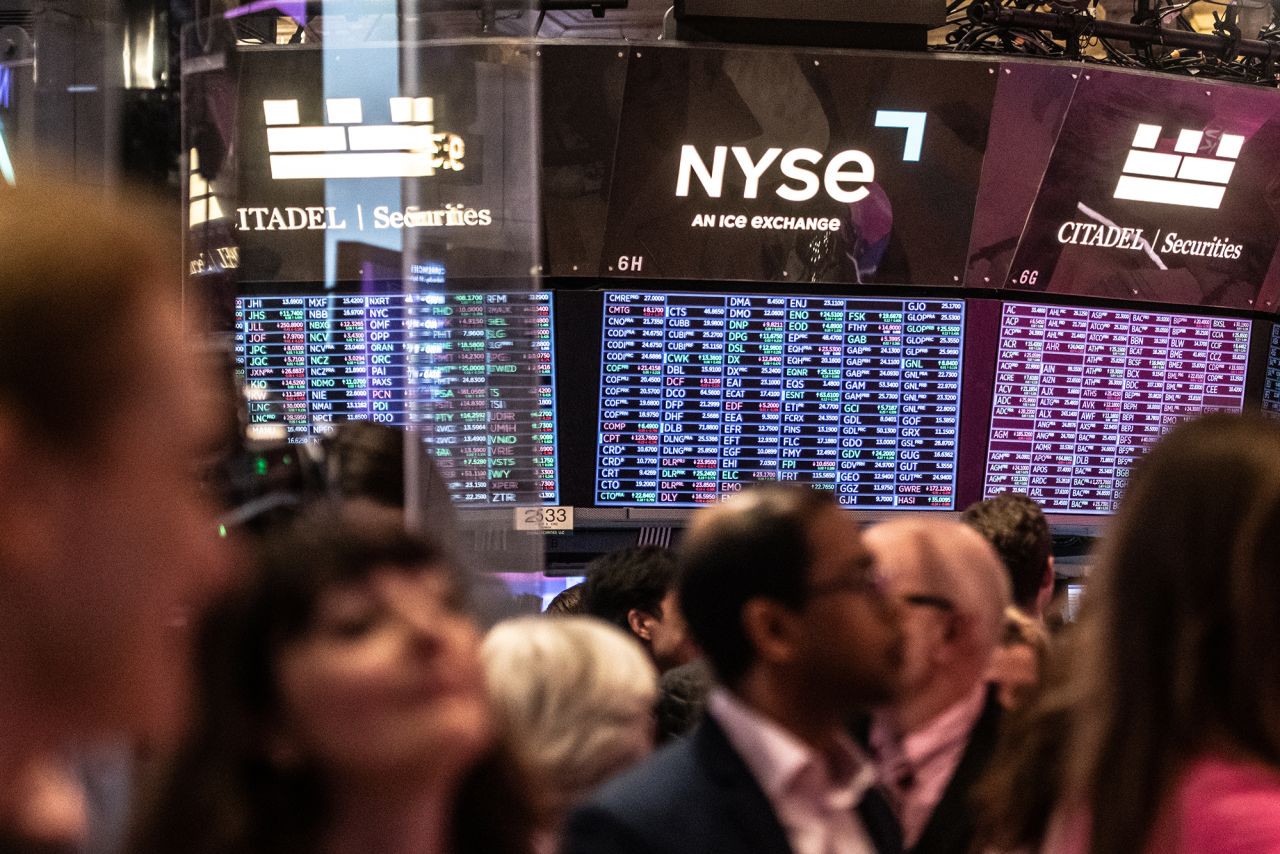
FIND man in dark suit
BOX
[863,519,1012,854]
[562,485,905,854]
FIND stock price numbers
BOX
[594,292,965,509]
[984,302,1249,513]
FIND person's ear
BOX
[1035,558,1056,618]
[741,598,801,667]
[931,610,970,663]
[627,608,653,642]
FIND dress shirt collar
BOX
[871,680,989,772]
[867,680,990,847]
[707,687,877,813]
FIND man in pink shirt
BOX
[865,519,1011,854]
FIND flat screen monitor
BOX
[1263,324,1280,420]
[235,289,559,504]
[984,301,1251,514]
[494,573,585,613]
[593,291,964,509]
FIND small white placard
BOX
[513,506,574,531]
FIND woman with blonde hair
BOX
[481,617,658,843]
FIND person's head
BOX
[988,606,1050,711]
[0,178,230,745]
[257,505,490,786]
[678,485,903,718]
[1064,414,1280,854]
[544,582,586,616]
[963,493,1054,617]
[584,546,696,671]
[132,502,533,854]
[313,421,465,570]
[481,616,658,823]
[864,518,1010,731]
[655,660,714,744]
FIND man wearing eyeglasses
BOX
[863,519,1011,854]
[563,485,905,854]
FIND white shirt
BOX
[707,689,880,854]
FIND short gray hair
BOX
[481,616,658,818]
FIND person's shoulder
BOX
[561,736,712,854]
[1177,754,1280,853]
[583,733,708,817]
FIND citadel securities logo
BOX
[1113,123,1245,211]
[676,110,926,232]
[1044,122,1252,272]
[263,96,465,180]
[234,95,491,233]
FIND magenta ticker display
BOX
[984,302,1250,513]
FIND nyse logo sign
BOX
[263,96,465,180]
[676,110,927,204]
[1113,123,1245,211]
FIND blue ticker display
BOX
[594,292,964,508]
[1264,324,1280,421]
[235,290,558,504]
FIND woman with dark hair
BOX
[129,502,536,854]
[1045,414,1280,854]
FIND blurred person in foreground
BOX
[563,485,904,854]
[306,419,525,628]
[962,493,1054,621]
[0,180,231,843]
[129,503,535,854]
[583,546,698,673]
[971,628,1078,854]
[482,616,658,848]
[989,607,1050,713]
[1046,414,1280,854]
[865,519,1010,854]
[654,659,714,744]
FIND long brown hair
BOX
[129,503,537,854]
[1064,414,1280,854]
[971,626,1077,852]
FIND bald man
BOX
[863,519,1011,854]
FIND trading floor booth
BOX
[184,6,549,579]
[187,29,1280,597]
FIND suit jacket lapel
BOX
[694,717,796,854]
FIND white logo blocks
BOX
[263,97,466,180]
[1113,123,1244,211]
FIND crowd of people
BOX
[5,180,1280,854]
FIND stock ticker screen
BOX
[594,292,964,508]
[235,289,559,504]
[984,302,1250,513]
[1263,324,1280,419]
